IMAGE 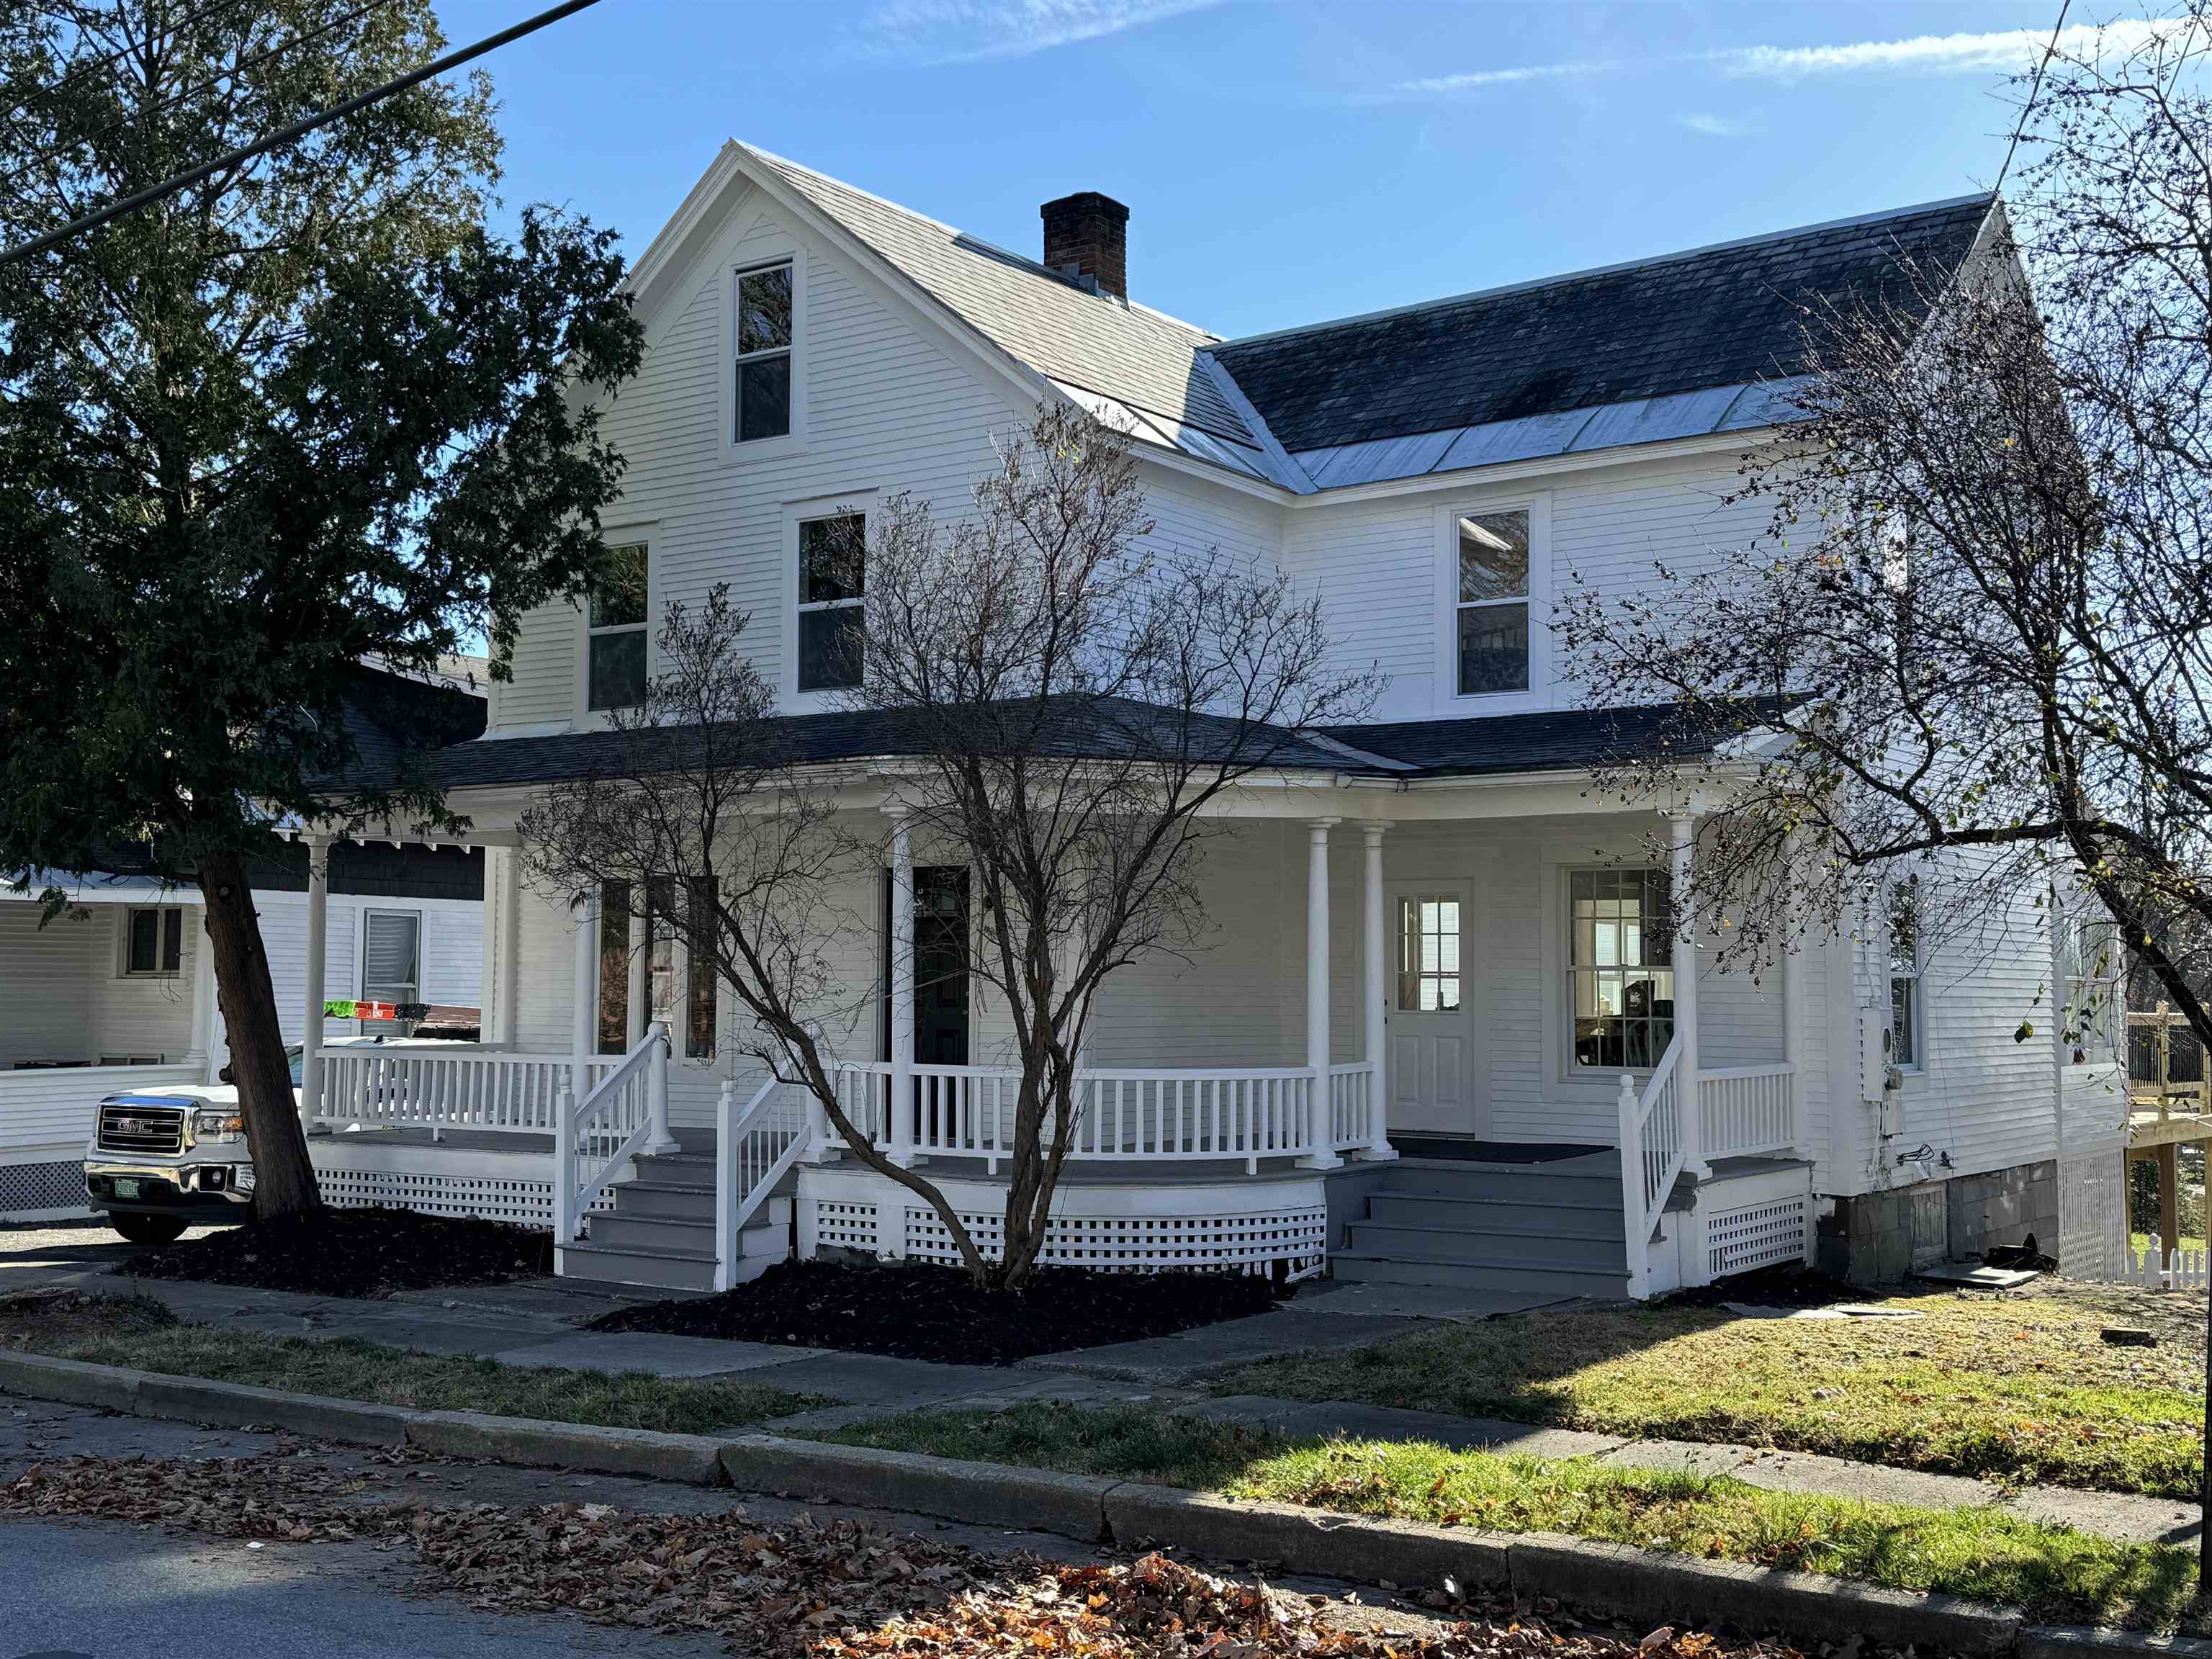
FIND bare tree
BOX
[1548,6,2212,1581]
[853,403,1381,1285]
[522,405,1377,1288]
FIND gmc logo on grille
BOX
[114,1117,151,1134]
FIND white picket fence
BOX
[2115,1247,2212,1290]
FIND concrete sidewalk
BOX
[4,1226,2200,1551]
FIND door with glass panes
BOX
[1388,885,1475,1137]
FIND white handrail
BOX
[553,1022,667,1251]
[714,1075,809,1290]
[318,1045,577,1134]
[1617,1032,1687,1300]
[819,1060,1332,1173]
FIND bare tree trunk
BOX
[196,848,321,1220]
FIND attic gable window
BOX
[1456,510,1530,694]
[734,259,793,444]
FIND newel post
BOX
[644,1018,677,1155]
[1617,1070,1649,1298]
[714,1079,738,1292]
[553,1080,578,1272]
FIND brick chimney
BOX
[1040,191,1129,300]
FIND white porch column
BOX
[885,806,915,1167]
[570,887,598,1102]
[1781,831,1807,1155]
[1302,819,1342,1170]
[184,904,219,1084]
[496,845,522,1048]
[1359,822,1396,1160]
[1670,812,1711,1179]
[300,833,332,1130]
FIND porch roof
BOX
[386,696,1791,793]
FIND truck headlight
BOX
[193,1109,244,1143]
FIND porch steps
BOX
[559,1140,795,1293]
[1333,1155,1639,1299]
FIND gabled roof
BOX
[1208,194,1995,457]
[737,145,1274,480]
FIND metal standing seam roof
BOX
[738,145,1269,468]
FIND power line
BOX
[0,0,604,269]
[11,0,405,186]
[1996,0,2072,197]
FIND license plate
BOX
[112,1178,140,1199]
[234,1166,255,1193]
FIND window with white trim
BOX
[1396,896,1461,1012]
[361,910,421,1024]
[1456,510,1531,694]
[797,512,866,692]
[1568,868,1675,1070]
[734,259,793,444]
[122,907,183,977]
[587,541,647,711]
[596,878,717,1061]
[1888,881,1925,1070]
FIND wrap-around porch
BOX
[295,802,1814,1300]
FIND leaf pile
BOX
[117,1206,552,1298]
[589,1259,1280,1365]
[0,1451,1825,1659]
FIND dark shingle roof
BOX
[1209,195,1994,455]
[1318,699,1795,779]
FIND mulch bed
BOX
[1665,1265,1878,1311]
[588,1259,1279,1364]
[115,1206,552,1299]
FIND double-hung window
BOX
[797,513,866,692]
[362,909,421,1030]
[1568,869,1675,1070]
[1888,882,1925,1070]
[122,907,183,977]
[1456,510,1531,694]
[587,542,648,711]
[734,260,793,444]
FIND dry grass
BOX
[1221,1281,2207,1498]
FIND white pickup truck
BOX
[81,1033,473,1244]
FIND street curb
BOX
[405,1410,728,1485]
[0,1352,2200,1659]
[721,1434,1115,1541]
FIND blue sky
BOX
[443,0,2100,341]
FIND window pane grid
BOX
[588,543,649,711]
[1455,509,1532,695]
[1568,868,1675,1070]
[797,513,866,691]
[1396,894,1461,1012]
[734,261,793,444]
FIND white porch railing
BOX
[1699,1064,1798,1159]
[318,1045,577,1135]
[1617,1034,1686,1299]
[714,1075,811,1290]
[818,1060,1372,1174]
[552,1022,673,1260]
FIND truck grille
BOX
[96,1101,185,1155]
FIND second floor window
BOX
[588,542,647,711]
[734,259,793,443]
[798,513,866,691]
[1457,509,1531,694]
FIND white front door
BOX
[1388,885,1475,1137]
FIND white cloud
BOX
[857,0,1223,63]
[1712,19,2175,81]
[1389,17,2178,99]
[1676,111,1749,138]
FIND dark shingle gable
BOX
[1210,194,1994,456]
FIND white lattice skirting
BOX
[310,1142,597,1231]
[0,1157,94,1221]
[1706,1194,1813,1278]
[797,1168,1331,1278]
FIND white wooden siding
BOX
[0,906,196,1070]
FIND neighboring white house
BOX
[295,144,2128,1295]
[1,674,490,1223]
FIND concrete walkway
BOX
[1,1223,2198,1551]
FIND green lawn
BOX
[818,1402,2202,1630]
[0,1290,824,1435]
[1217,1287,2206,1499]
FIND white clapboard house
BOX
[290,145,2128,1296]
[0,668,488,1220]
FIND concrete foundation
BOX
[1817,1158,2059,1286]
